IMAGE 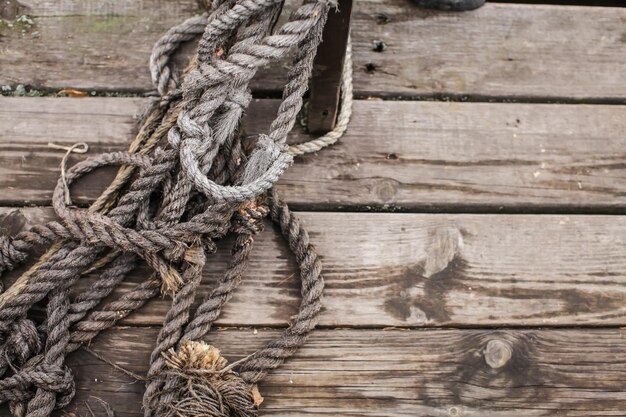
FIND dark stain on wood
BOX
[384,227,466,323]
[454,285,625,322]
[364,63,378,74]
[397,180,520,197]
[417,257,467,323]
[374,13,391,25]
[549,162,626,175]
[372,40,387,53]
[560,288,624,316]
[536,179,626,198]
[394,158,539,168]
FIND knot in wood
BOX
[154,341,259,417]
[483,339,513,369]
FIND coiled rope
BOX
[0,0,352,416]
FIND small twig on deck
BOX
[82,346,147,382]
[84,401,96,417]
[48,142,89,205]
[89,396,115,417]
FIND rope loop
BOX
[180,134,293,204]
[150,13,210,95]
[52,151,152,221]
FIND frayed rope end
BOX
[151,341,261,417]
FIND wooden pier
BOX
[1,0,625,415]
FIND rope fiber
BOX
[0,0,352,415]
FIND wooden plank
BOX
[2,207,625,327]
[308,0,353,133]
[1,97,625,210]
[2,2,626,99]
[36,327,626,416]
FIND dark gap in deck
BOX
[353,92,626,106]
[490,0,626,6]
[2,200,625,215]
[104,323,626,331]
[7,86,626,106]
[273,203,626,216]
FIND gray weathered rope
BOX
[144,2,332,414]
[150,14,210,96]
[0,0,352,415]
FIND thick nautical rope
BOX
[0,0,352,415]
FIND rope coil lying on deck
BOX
[0,0,352,415]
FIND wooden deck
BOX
[1,0,626,415]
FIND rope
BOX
[47,142,89,205]
[0,0,352,415]
[289,35,353,156]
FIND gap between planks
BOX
[491,0,626,6]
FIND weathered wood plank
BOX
[1,97,625,210]
[308,0,353,133]
[0,97,142,203]
[2,1,626,99]
[2,207,625,327]
[39,327,626,416]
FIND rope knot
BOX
[3,360,76,407]
[241,135,290,186]
[35,364,74,398]
[169,111,211,151]
[154,341,260,417]
[0,235,19,273]
[4,319,42,367]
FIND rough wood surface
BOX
[2,207,625,328]
[2,97,625,210]
[1,2,625,415]
[2,1,626,99]
[34,327,626,416]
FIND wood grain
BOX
[1,97,625,210]
[2,1,626,99]
[36,327,626,416]
[2,207,625,328]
